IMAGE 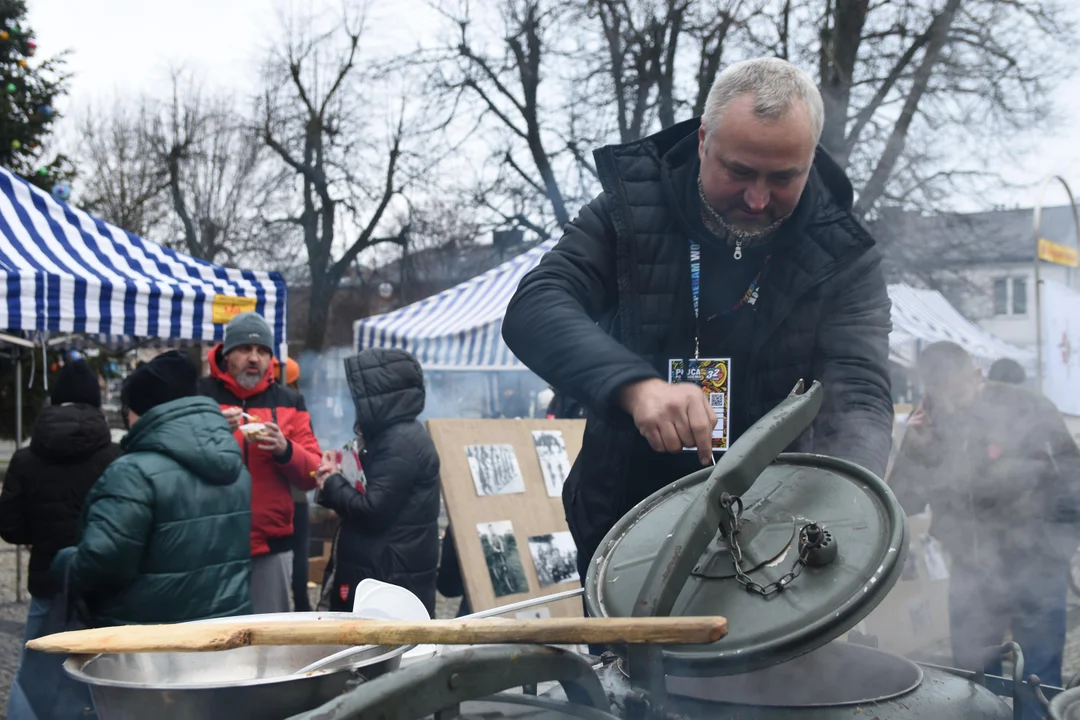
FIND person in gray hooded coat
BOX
[315,348,440,614]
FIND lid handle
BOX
[630,380,824,618]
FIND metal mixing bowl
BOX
[63,612,413,720]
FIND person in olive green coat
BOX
[52,351,252,626]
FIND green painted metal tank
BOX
[581,380,1016,719]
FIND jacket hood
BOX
[345,348,426,435]
[207,342,275,400]
[30,403,113,461]
[122,396,244,486]
[606,116,857,213]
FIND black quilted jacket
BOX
[503,118,894,570]
[318,348,441,615]
[0,404,121,598]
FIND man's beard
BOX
[235,370,263,390]
[698,175,790,248]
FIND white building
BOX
[874,204,1080,356]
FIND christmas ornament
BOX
[10,140,20,150]
[39,104,51,118]
[26,41,35,55]
[17,59,26,68]
[36,167,47,176]
[51,182,71,201]
[0,30,9,40]
[5,83,15,93]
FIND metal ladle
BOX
[290,587,586,676]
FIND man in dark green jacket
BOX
[52,351,252,625]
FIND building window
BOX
[993,278,1009,315]
[993,277,1028,316]
[1012,277,1027,315]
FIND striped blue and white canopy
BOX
[354,240,556,370]
[0,167,287,351]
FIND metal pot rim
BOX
[63,643,413,690]
[62,613,415,691]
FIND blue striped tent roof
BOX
[354,240,556,370]
[0,167,287,351]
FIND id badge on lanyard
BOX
[668,240,731,453]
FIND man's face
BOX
[226,344,272,390]
[923,367,982,416]
[697,93,816,240]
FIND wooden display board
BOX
[427,419,586,617]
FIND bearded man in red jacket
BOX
[198,312,321,613]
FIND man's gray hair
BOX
[702,57,824,146]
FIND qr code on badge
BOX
[709,393,725,409]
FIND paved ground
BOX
[0,544,35,717]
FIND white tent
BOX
[888,284,1033,371]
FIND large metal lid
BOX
[585,382,907,677]
[1051,687,1080,720]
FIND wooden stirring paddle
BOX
[27,617,728,655]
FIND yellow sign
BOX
[1038,237,1079,268]
[211,295,258,325]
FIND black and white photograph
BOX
[527,532,580,587]
[532,430,572,498]
[477,521,530,597]
[466,444,526,496]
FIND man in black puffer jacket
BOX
[0,360,121,719]
[315,348,441,615]
[503,57,893,583]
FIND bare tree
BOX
[807,0,1072,219]
[430,0,577,230]
[76,99,170,239]
[75,80,287,269]
[259,5,411,351]
[150,73,276,265]
[583,0,756,142]
[435,0,1071,236]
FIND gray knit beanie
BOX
[223,312,274,356]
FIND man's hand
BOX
[619,378,717,465]
[315,450,341,489]
[903,399,933,451]
[222,407,243,433]
[257,422,290,458]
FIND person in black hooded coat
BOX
[0,360,121,719]
[315,348,441,615]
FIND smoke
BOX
[294,346,551,448]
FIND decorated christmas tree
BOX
[0,0,73,194]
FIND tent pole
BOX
[14,356,21,603]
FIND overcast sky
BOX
[26,0,1080,216]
